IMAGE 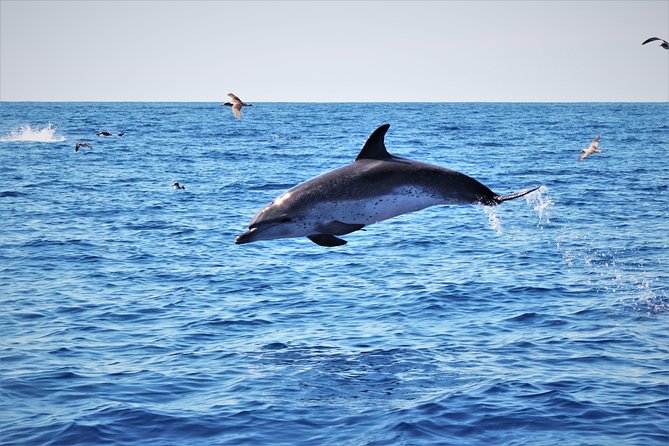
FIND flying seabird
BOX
[223,93,252,119]
[75,142,93,152]
[172,182,185,190]
[578,135,604,161]
[642,37,669,50]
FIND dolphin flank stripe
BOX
[236,124,540,247]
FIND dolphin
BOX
[236,124,540,247]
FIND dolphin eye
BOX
[280,217,292,223]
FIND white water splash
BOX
[613,277,669,315]
[482,186,551,236]
[0,123,66,142]
[525,186,553,226]
[556,233,669,315]
[483,206,504,235]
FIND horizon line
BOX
[2,100,668,104]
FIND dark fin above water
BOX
[307,234,348,247]
[493,186,541,204]
[355,124,392,161]
[316,221,365,236]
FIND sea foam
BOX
[0,123,66,142]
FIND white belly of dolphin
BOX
[311,186,446,226]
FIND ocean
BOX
[1,102,667,445]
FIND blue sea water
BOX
[0,102,667,446]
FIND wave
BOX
[0,123,66,142]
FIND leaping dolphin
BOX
[236,124,540,247]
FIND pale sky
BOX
[1,0,668,102]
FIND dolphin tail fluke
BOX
[493,186,541,204]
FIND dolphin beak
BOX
[235,227,258,244]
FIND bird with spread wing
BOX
[223,93,253,119]
[642,37,669,50]
[578,135,604,161]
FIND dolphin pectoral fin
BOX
[317,221,365,235]
[308,234,348,247]
[308,221,365,246]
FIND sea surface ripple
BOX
[1,102,667,445]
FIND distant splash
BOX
[0,123,66,142]
[613,279,669,315]
[589,247,669,315]
[556,233,668,315]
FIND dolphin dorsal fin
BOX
[355,124,392,161]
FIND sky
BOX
[1,0,668,102]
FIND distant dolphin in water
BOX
[223,93,252,119]
[236,124,540,247]
[97,132,124,137]
[642,37,669,50]
[578,135,604,161]
[172,182,185,190]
